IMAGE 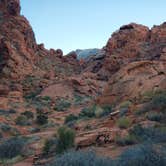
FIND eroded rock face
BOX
[0,0,37,80]
[0,0,20,16]
[92,23,166,105]
[105,23,149,57]
[97,61,166,105]
[150,22,166,43]
[83,23,166,81]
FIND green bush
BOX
[54,99,71,112]
[115,134,137,146]
[21,111,34,119]
[146,112,163,122]
[56,126,75,154]
[79,106,95,118]
[49,150,113,166]
[117,144,166,166]
[65,114,78,124]
[116,117,132,129]
[141,90,166,112]
[43,138,57,155]
[129,124,166,143]
[0,137,25,159]
[0,109,16,115]
[79,105,113,119]
[15,115,29,126]
[0,123,11,132]
[120,101,132,109]
[100,105,113,117]
[36,112,48,125]
[150,91,166,112]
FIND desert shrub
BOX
[146,112,163,122]
[48,150,113,166]
[34,96,52,110]
[0,132,3,139]
[115,134,137,146]
[149,91,166,112]
[119,108,129,117]
[74,95,84,105]
[28,127,40,133]
[21,111,34,119]
[42,96,51,101]
[54,99,71,112]
[56,126,75,154]
[0,123,11,132]
[120,101,132,109]
[43,138,57,155]
[15,115,29,126]
[8,109,16,114]
[0,109,7,115]
[116,117,132,129]
[0,109,16,115]
[129,124,166,143]
[100,105,113,117]
[79,105,112,118]
[94,106,105,118]
[79,106,95,118]
[117,144,166,166]
[141,90,166,112]
[36,111,48,125]
[65,114,78,124]
[0,137,25,159]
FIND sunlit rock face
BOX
[0,0,37,80]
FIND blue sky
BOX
[21,0,166,54]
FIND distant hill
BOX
[74,48,101,59]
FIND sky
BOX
[20,0,166,54]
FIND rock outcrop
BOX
[96,23,166,105]
[0,0,36,80]
[0,0,20,16]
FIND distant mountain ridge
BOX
[74,48,101,59]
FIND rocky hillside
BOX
[0,1,165,166]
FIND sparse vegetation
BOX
[120,100,132,109]
[148,90,166,112]
[117,144,166,166]
[79,106,96,118]
[48,150,113,166]
[146,112,163,122]
[136,90,166,119]
[65,114,78,124]
[115,134,137,146]
[0,137,25,159]
[56,126,75,154]
[0,109,16,115]
[54,98,71,112]
[15,115,30,126]
[116,117,132,129]
[79,104,112,118]
[36,112,48,125]
[36,108,48,125]
[43,138,57,155]
[129,124,166,143]
[100,105,113,117]
[0,123,11,132]
[21,111,34,119]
